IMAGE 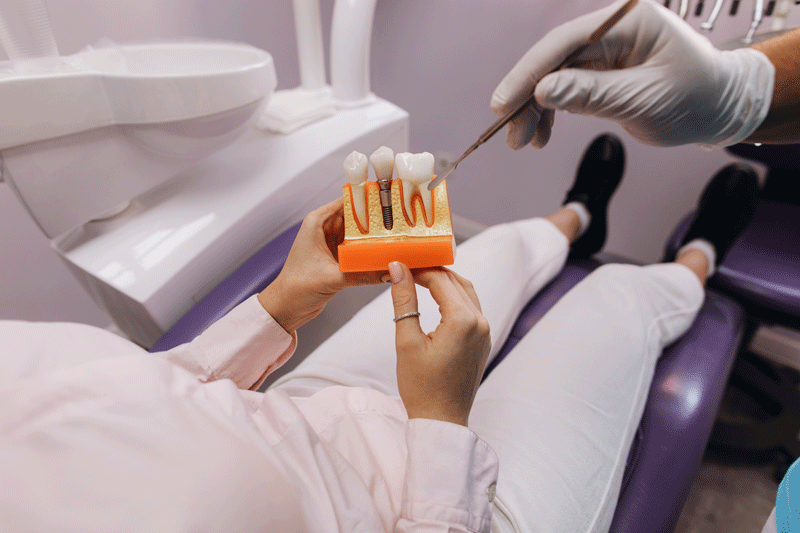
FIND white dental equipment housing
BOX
[0,0,409,347]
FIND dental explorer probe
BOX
[429,0,638,191]
[744,0,765,43]
[701,0,725,30]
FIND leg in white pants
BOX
[269,217,569,397]
[269,217,705,533]
[474,262,704,533]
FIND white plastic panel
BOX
[0,42,276,150]
[55,99,409,347]
[2,100,265,238]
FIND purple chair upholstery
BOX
[152,227,745,532]
[665,199,800,478]
[665,201,800,320]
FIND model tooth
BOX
[395,152,435,224]
[344,151,368,229]
[370,146,394,182]
[344,151,368,185]
[416,152,434,223]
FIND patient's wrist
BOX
[257,282,301,335]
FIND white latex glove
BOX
[491,0,775,149]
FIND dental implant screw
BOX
[378,181,393,230]
[382,205,393,229]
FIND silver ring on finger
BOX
[393,311,421,323]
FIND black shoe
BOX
[679,163,760,265]
[563,133,625,258]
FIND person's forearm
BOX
[257,281,305,335]
[745,28,800,144]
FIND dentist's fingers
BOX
[506,103,541,150]
[531,108,555,149]
[490,0,631,116]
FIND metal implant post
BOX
[378,181,393,229]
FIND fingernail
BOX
[381,274,391,283]
[388,261,404,284]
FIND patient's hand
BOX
[258,198,385,334]
[390,262,491,427]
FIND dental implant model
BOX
[370,146,395,229]
[338,147,455,272]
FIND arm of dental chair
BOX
[150,222,302,353]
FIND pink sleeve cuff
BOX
[160,295,296,390]
[400,418,499,532]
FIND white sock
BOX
[677,238,717,278]
[564,202,591,237]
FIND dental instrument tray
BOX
[338,149,455,272]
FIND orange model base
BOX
[338,178,455,273]
[339,235,454,272]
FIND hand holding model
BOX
[389,262,492,427]
[257,198,385,334]
[491,0,775,148]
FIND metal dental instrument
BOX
[428,0,639,191]
[701,0,725,30]
[744,0,765,43]
[378,178,393,229]
[679,0,690,18]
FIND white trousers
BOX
[269,218,705,533]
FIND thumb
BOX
[389,262,423,340]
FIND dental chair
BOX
[152,225,746,533]
[665,143,800,482]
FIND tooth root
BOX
[402,180,416,223]
[414,152,435,223]
[369,146,394,182]
[344,151,368,230]
[350,184,367,231]
[395,152,416,224]
[418,186,433,224]
[416,152,435,224]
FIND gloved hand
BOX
[258,197,385,334]
[390,262,491,427]
[491,0,775,149]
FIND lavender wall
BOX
[1,0,796,327]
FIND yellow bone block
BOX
[338,179,454,272]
